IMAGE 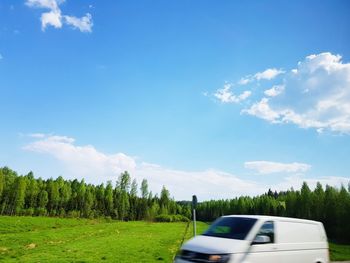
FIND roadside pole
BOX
[192,195,197,237]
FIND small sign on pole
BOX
[192,195,197,236]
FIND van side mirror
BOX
[252,235,271,245]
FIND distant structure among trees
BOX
[0,166,349,242]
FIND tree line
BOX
[0,167,191,221]
[196,182,350,242]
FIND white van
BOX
[175,215,329,263]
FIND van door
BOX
[244,221,279,263]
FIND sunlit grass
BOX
[1,216,348,262]
[0,216,191,262]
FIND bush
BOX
[35,208,47,216]
[24,208,34,216]
[172,214,190,222]
[154,214,172,222]
[67,210,80,218]
[49,209,57,217]
[104,216,113,222]
[59,208,66,218]
[154,214,190,222]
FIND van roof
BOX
[222,215,322,225]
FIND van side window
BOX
[255,221,274,243]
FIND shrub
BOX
[67,210,80,218]
[59,208,66,218]
[35,208,47,216]
[154,214,190,222]
[25,208,34,216]
[104,216,113,222]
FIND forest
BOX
[0,167,191,222]
[0,166,349,242]
[196,182,350,242]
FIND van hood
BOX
[182,235,250,254]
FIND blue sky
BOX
[0,0,350,200]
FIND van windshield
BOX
[202,217,257,240]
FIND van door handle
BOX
[272,246,278,250]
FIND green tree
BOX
[47,179,60,213]
[0,169,5,201]
[12,176,27,215]
[130,179,138,197]
[84,186,94,217]
[38,189,49,209]
[116,172,131,220]
[105,181,114,216]
[140,179,149,199]
[160,186,170,215]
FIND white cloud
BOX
[26,0,63,10]
[212,52,350,134]
[26,0,93,32]
[23,134,348,200]
[264,85,285,97]
[137,163,265,200]
[271,175,350,192]
[242,98,280,122]
[23,134,265,200]
[41,10,62,30]
[244,161,311,174]
[238,77,252,85]
[28,133,47,138]
[254,68,285,81]
[241,52,350,134]
[64,13,93,32]
[237,68,284,85]
[214,83,252,103]
[23,134,136,181]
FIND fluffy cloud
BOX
[214,83,251,103]
[26,0,63,10]
[26,0,93,32]
[242,98,280,122]
[137,163,265,200]
[23,134,267,200]
[243,53,350,133]
[23,135,136,180]
[23,134,349,200]
[213,52,350,133]
[238,68,285,85]
[64,13,93,32]
[224,52,350,134]
[244,161,311,174]
[271,175,350,192]
[254,68,285,81]
[264,85,285,97]
[41,10,62,30]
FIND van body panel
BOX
[276,220,326,243]
[181,235,250,254]
[243,249,329,263]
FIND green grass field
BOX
[329,242,350,261]
[1,216,349,262]
[0,216,208,262]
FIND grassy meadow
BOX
[1,216,349,262]
[329,242,350,261]
[0,216,208,262]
